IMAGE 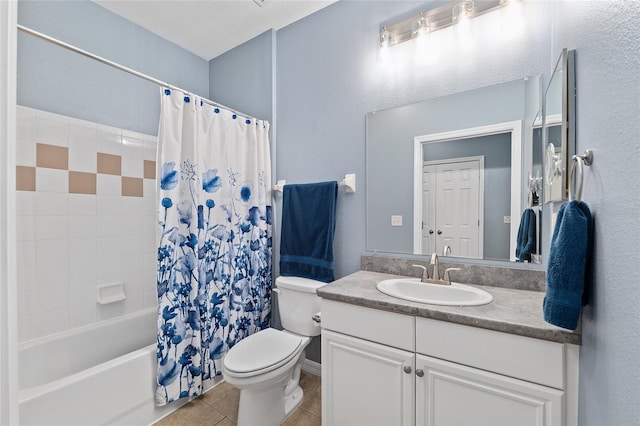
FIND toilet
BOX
[222,276,326,426]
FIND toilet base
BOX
[234,353,306,426]
[236,383,304,426]
[283,386,304,421]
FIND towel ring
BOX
[569,149,593,201]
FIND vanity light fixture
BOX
[379,0,516,48]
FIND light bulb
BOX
[380,26,392,48]
[412,13,430,39]
[452,0,475,25]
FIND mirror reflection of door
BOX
[414,128,515,261]
[422,158,483,258]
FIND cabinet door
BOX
[416,354,564,426]
[322,330,414,426]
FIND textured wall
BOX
[17,0,209,135]
[550,2,640,424]
[209,30,274,123]
[276,0,551,278]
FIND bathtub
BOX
[17,308,188,425]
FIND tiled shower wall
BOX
[15,106,158,342]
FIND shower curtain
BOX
[155,89,272,405]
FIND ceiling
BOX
[94,0,336,61]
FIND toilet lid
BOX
[223,328,303,375]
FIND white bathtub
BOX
[17,308,188,425]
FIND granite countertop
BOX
[317,270,581,345]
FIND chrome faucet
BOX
[443,245,451,256]
[413,254,461,285]
[430,253,440,284]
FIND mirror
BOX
[544,48,576,203]
[366,77,542,262]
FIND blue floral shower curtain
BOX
[155,89,272,405]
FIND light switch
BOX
[504,216,511,224]
[391,215,403,226]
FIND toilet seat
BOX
[223,328,304,378]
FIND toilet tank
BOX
[275,276,327,337]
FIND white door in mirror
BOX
[422,160,482,258]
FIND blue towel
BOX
[280,181,338,283]
[516,208,537,262]
[544,200,593,330]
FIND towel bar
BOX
[273,173,356,194]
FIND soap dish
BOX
[96,282,126,304]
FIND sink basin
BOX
[376,278,493,306]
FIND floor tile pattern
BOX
[155,371,321,426]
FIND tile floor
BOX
[155,371,321,426]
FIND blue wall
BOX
[276,0,551,277]
[549,2,640,424]
[209,30,274,123]
[17,0,209,135]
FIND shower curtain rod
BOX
[17,24,253,120]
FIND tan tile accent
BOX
[122,176,143,197]
[36,143,68,170]
[97,152,121,175]
[69,171,97,195]
[144,160,156,179]
[16,166,36,191]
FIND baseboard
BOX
[302,359,321,377]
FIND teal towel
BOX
[280,181,338,283]
[516,208,536,262]
[543,200,593,330]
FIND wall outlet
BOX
[391,215,403,227]
[504,215,511,224]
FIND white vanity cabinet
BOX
[322,330,415,425]
[321,299,416,425]
[321,299,579,426]
[415,354,563,425]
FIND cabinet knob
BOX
[429,229,434,235]
[437,230,443,235]
[416,369,424,377]
[403,366,412,374]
